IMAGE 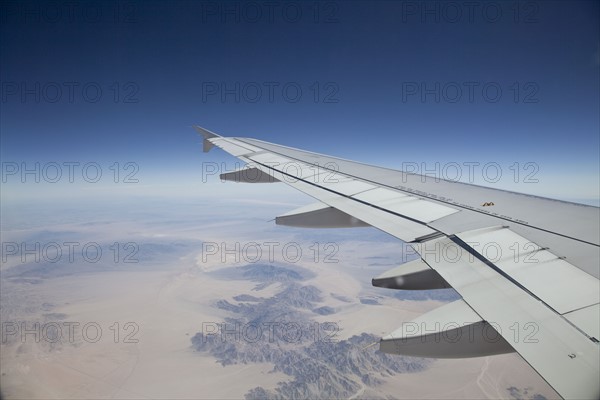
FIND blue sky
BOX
[1,0,599,203]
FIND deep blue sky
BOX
[1,1,599,202]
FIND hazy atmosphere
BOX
[1,1,598,399]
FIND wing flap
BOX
[379,299,514,358]
[371,258,450,290]
[276,202,370,228]
[220,167,280,183]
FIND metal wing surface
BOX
[195,126,599,399]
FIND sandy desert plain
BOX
[0,188,558,399]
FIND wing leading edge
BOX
[195,126,600,399]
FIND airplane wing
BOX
[194,126,599,399]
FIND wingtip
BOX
[193,125,221,139]
[193,125,221,153]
